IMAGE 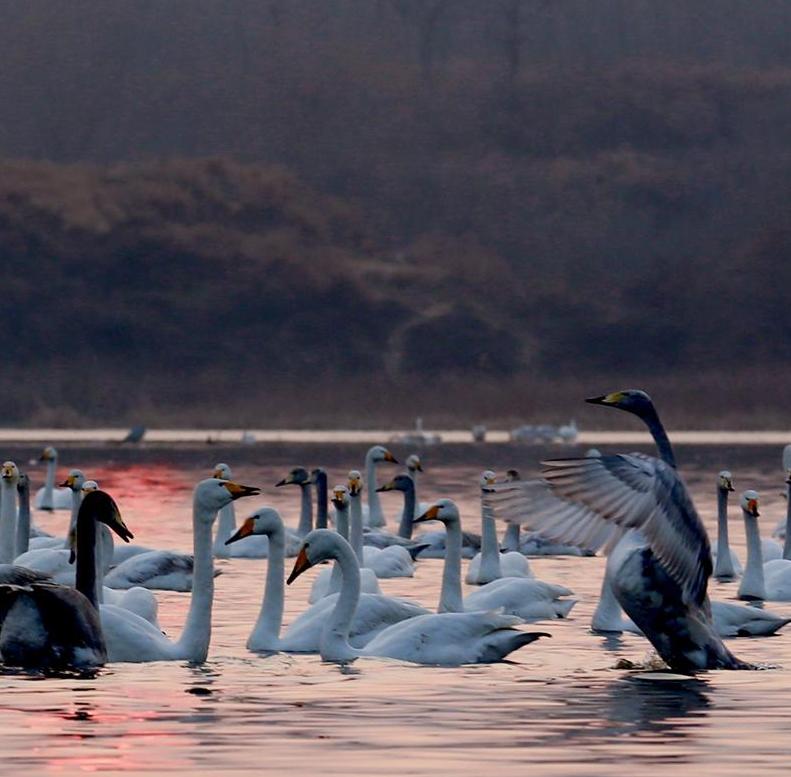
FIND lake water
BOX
[1,441,790,776]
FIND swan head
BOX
[413,498,460,527]
[79,490,134,543]
[586,390,654,418]
[225,506,283,545]
[480,470,497,488]
[331,484,349,509]
[740,490,760,518]
[213,463,232,480]
[718,471,735,493]
[309,468,327,485]
[39,446,57,462]
[367,445,398,465]
[275,467,310,487]
[59,469,86,491]
[287,528,346,585]
[347,470,363,496]
[505,468,521,482]
[406,454,423,473]
[1,461,19,484]
[16,472,29,493]
[376,474,413,493]
[82,480,99,493]
[194,477,261,520]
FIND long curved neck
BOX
[438,518,463,613]
[784,483,791,560]
[176,499,216,661]
[503,522,521,552]
[315,474,328,530]
[366,454,383,527]
[322,539,362,662]
[639,405,676,468]
[349,493,364,562]
[64,488,81,548]
[740,513,766,599]
[251,526,285,646]
[297,485,313,537]
[96,525,114,603]
[329,505,350,594]
[15,484,31,556]
[0,481,17,563]
[397,480,416,539]
[479,492,501,579]
[408,470,420,520]
[75,511,99,609]
[213,502,237,556]
[714,488,734,578]
[43,459,56,507]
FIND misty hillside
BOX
[1,2,790,426]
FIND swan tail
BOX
[406,543,431,561]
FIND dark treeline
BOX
[1,2,790,426]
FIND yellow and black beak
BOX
[1,464,15,480]
[383,450,398,464]
[212,468,224,479]
[226,516,255,545]
[223,482,261,500]
[275,475,292,487]
[287,546,313,585]
[414,461,424,472]
[586,392,623,406]
[726,480,735,493]
[414,504,440,524]
[59,475,75,488]
[98,496,134,543]
[376,479,396,493]
[747,498,760,517]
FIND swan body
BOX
[464,578,576,621]
[711,600,791,636]
[287,525,549,665]
[225,507,428,653]
[104,550,214,592]
[487,389,748,671]
[762,558,791,601]
[99,478,260,663]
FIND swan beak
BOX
[348,482,361,496]
[226,517,255,545]
[376,480,396,492]
[287,547,313,585]
[383,450,398,464]
[747,498,759,517]
[59,475,75,488]
[414,462,424,472]
[586,392,623,406]
[212,468,224,479]
[223,482,261,500]
[101,501,134,543]
[275,475,293,487]
[414,504,440,523]
[726,481,735,492]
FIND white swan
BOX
[98,477,260,663]
[287,525,550,665]
[34,446,72,510]
[212,463,300,558]
[362,445,398,528]
[466,471,531,585]
[413,500,574,621]
[0,490,133,668]
[224,507,428,652]
[712,470,743,579]
[308,485,382,603]
[487,390,748,671]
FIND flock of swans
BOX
[0,392,790,673]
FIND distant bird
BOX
[121,425,146,444]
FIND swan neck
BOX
[321,539,361,662]
[366,455,383,527]
[297,485,313,537]
[334,505,349,540]
[15,483,30,556]
[43,459,55,506]
[397,479,416,539]
[213,502,236,556]
[0,480,17,563]
[315,474,328,530]
[641,405,676,468]
[409,470,420,520]
[177,501,216,661]
[252,526,285,645]
[784,483,791,560]
[479,494,501,579]
[64,489,82,548]
[739,512,766,599]
[438,518,464,613]
[503,522,520,552]
[75,508,99,609]
[349,493,365,562]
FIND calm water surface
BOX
[1,442,790,776]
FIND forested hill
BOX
[1,2,790,426]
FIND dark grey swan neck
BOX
[314,471,328,530]
[784,481,791,560]
[16,477,31,556]
[397,479,416,539]
[75,506,100,609]
[639,404,676,469]
[297,484,313,536]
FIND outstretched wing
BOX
[486,454,711,605]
